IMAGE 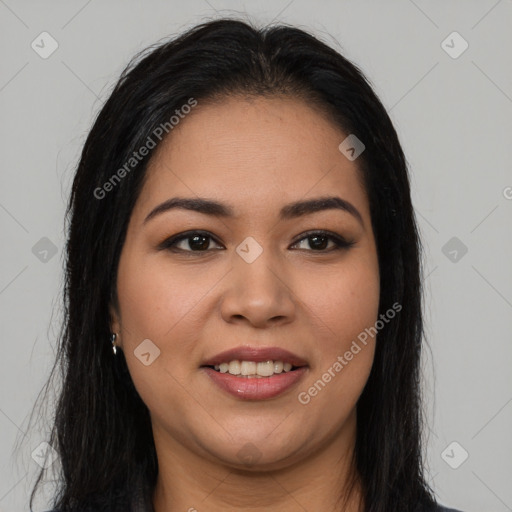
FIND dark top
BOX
[43,505,464,512]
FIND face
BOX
[110,95,380,471]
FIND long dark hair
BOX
[28,17,437,512]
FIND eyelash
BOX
[158,230,355,254]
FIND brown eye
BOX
[290,231,355,252]
[159,231,223,252]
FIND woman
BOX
[30,18,465,512]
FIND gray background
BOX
[1,1,511,511]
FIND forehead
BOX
[133,95,369,223]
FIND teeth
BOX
[219,362,230,373]
[212,360,298,377]
[241,361,257,375]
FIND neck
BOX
[151,409,363,512]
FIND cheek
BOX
[114,251,227,403]
[295,254,379,405]
[299,256,380,345]
[116,252,220,340]
[114,257,200,418]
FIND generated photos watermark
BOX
[297,301,402,405]
[93,97,198,200]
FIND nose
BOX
[220,248,296,329]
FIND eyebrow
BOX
[143,195,364,226]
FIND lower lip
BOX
[201,367,308,400]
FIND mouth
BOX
[200,346,309,400]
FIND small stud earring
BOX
[111,332,118,355]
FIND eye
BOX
[290,230,355,252]
[158,231,224,253]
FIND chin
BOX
[199,430,308,470]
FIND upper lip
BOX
[201,346,308,367]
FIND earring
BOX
[111,332,118,355]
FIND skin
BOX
[110,95,380,512]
